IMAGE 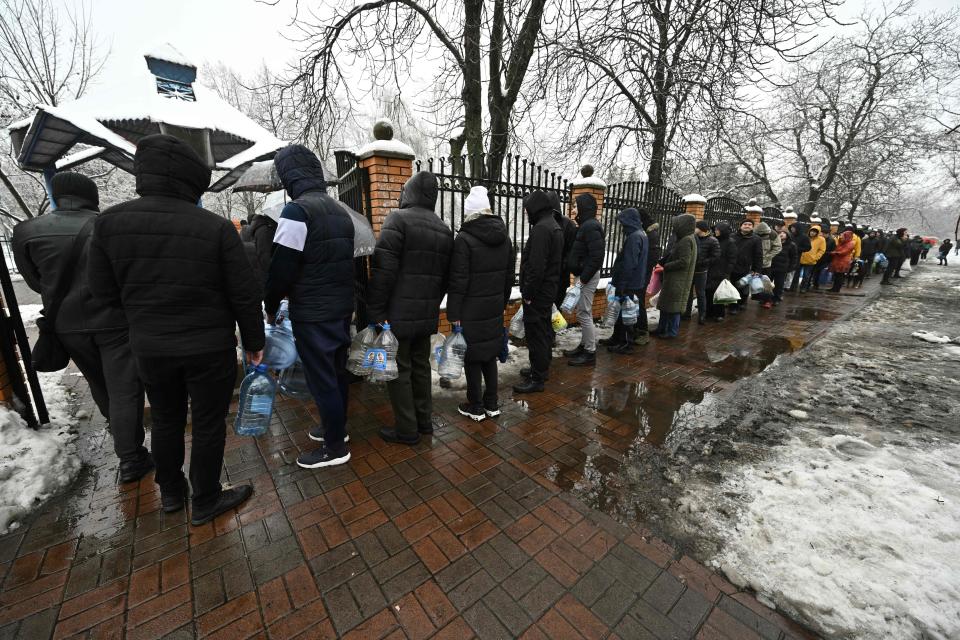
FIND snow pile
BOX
[911,330,951,344]
[18,304,42,326]
[710,435,960,639]
[0,372,81,534]
[787,409,808,420]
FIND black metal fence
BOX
[335,158,374,328]
[602,181,684,277]
[1,234,18,275]
[415,154,569,284]
[704,196,744,227]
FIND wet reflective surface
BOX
[784,307,841,321]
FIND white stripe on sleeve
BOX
[273,218,308,252]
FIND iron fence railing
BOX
[704,196,744,228]
[335,165,373,328]
[602,181,684,277]
[1,234,18,275]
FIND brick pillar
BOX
[745,204,763,224]
[682,193,706,219]
[356,120,415,236]
[568,164,606,220]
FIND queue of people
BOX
[10,136,941,526]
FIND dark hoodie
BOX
[610,208,648,295]
[707,222,737,289]
[367,171,454,339]
[265,144,355,323]
[13,172,127,334]
[519,190,563,318]
[567,193,605,284]
[446,214,515,361]
[88,134,264,357]
[770,232,798,274]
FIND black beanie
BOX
[51,171,99,209]
[695,220,711,232]
[638,208,655,229]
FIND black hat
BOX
[51,171,99,209]
[695,220,711,232]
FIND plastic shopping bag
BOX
[749,275,764,295]
[646,266,664,296]
[761,275,774,294]
[551,305,568,332]
[509,306,525,338]
[713,279,741,305]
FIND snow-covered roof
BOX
[570,176,607,189]
[144,43,195,69]
[356,138,415,160]
[745,205,764,214]
[682,193,707,204]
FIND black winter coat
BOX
[567,193,605,283]
[707,223,737,289]
[367,172,454,340]
[731,230,763,278]
[694,234,721,273]
[771,235,798,274]
[265,145,354,323]
[446,215,514,362]
[88,134,265,357]
[610,208,648,296]
[860,236,880,259]
[12,174,127,334]
[645,224,662,277]
[790,224,811,267]
[818,234,836,266]
[520,191,563,319]
[248,215,277,276]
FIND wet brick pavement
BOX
[0,279,884,639]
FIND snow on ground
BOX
[18,303,42,326]
[665,262,960,639]
[911,329,952,343]
[0,371,81,534]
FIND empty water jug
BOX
[278,358,310,399]
[277,300,293,332]
[347,324,378,376]
[560,283,581,313]
[367,323,399,382]
[430,333,446,372]
[235,365,276,437]
[603,296,621,328]
[621,296,639,326]
[438,326,467,380]
[261,323,298,370]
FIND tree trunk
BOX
[0,166,34,219]
[487,100,509,179]
[648,121,667,186]
[461,0,484,163]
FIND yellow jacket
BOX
[800,225,826,265]
[852,234,862,259]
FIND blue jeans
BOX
[657,312,681,337]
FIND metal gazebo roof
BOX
[8,44,287,193]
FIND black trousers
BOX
[810,264,828,289]
[830,272,845,292]
[882,258,901,282]
[386,334,432,437]
[771,271,787,301]
[704,282,726,319]
[294,318,351,451]
[465,358,498,408]
[684,271,708,318]
[136,349,236,509]
[60,329,146,464]
[523,308,553,383]
[609,291,648,342]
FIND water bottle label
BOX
[368,348,388,371]
[434,346,443,364]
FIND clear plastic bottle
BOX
[438,326,467,380]
[621,296,639,326]
[278,358,310,399]
[430,333,446,372]
[603,296,622,328]
[560,282,582,313]
[277,300,294,332]
[262,323,298,370]
[347,324,378,376]
[367,323,399,382]
[235,364,276,437]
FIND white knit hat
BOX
[464,186,492,216]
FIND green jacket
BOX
[657,214,698,313]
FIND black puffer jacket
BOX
[639,209,661,278]
[694,233,721,273]
[707,223,737,289]
[12,172,127,334]
[550,192,577,308]
[567,193,605,283]
[248,214,277,275]
[861,235,880,259]
[731,227,763,278]
[88,134,265,357]
[264,145,354,322]
[367,172,454,339]
[771,233,798,274]
[790,223,811,266]
[519,190,563,319]
[446,215,515,362]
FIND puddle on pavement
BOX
[585,380,705,447]
[784,307,841,321]
[703,335,803,381]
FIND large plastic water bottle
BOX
[560,283,582,313]
[430,333,445,372]
[262,323,298,370]
[621,296,639,326]
[438,326,467,380]
[278,358,310,399]
[603,295,622,327]
[235,364,276,436]
[367,323,399,382]
[347,324,378,376]
[277,300,293,332]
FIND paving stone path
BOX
[0,279,883,639]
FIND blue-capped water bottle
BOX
[621,296,639,326]
[235,364,277,437]
[347,324,378,376]
[367,323,399,382]
[438,325,467,380]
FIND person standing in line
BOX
[515,190,563,394]
[88,134,264,524]
[446,187,514,422]
[860,229,880,278]
[683,220,720,324]
[264,145,355,468]
[799,224,826,292]
[729,219,763,313]
[562,193,605,366]
[829,229,856,292]
[550,191,578,321]
[755,221,782,309]
[811,217,835,290]
[13,172,150,484]
[654,214,698,338]
[705,222,737,322]
[368,172,454,444]
[909,235,924,267]
[606,208,648,354]
[770,229,797,303]
[785,209,809,292]
[881,228,908,284]
[938,239,953,265]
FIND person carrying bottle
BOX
[368,172,454,444]
[550,191,578,324]
[605,208,648,353]
[684,220,720,323]
[13,172,150,484]
[88,134,264,525]
[755,221,782,309]
[264,145,355,469]
[654,214,698,338]
[705,222,737,321]
[729,219,763,312]
[514,190,563,394]
[446,186,514,422]
[562,193,605,366]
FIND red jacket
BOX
[830,231,856,273]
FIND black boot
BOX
[607,343,634,355]
[119,453,154,484]
[512,379,544,394]
[161,476,189,514]
[519,367,548,381]
[191,486,253,526]
[562,344,585,358]
[568,350,596,367]
[379,427,421,446]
